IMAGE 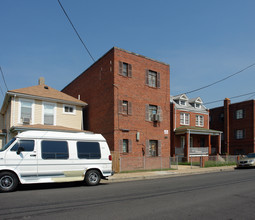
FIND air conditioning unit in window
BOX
[22,117,31,125]
[152,114,160,122]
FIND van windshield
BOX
[0,138,16,152]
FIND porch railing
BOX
[190,147,208,155]
[175,147,209,156]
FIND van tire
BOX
[85,170,101,186]
[0,172,19,192]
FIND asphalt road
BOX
[1,168,255,220]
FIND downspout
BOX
[188,129,190,161]
[12,95,16,127]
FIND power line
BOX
[0,66,8,91]
[57,0,95,62]
[204,91,255,105]
[184,62,255,95]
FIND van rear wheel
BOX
[85,170,101,186]
[0,172,19,192]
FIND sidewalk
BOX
[103,165,236,183]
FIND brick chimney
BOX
[224,98,231,154]
[38,77,45,85]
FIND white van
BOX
[0,130,113,192]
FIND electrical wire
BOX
[0,66,8,91]
[184,62,255,95]
[0,67,5,97]
[57,0,95,62]
[204,91,255,105]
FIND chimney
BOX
[38,77,45,85]
[224,98,231,154]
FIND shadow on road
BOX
[17,181,108,192]
[235,166,255,170]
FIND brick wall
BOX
[63,47,171,159]
[210,99,255,154]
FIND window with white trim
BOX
[63,105,76,114]
[180,113,190,125]
[19,99,33,124]
[195,103,201,108]
[196,115,204,127]
[43,102,55,125]
[180,100,186,106]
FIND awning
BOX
[174,126,222,136]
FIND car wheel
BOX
[85,170,101,186]
[0,172,19,192]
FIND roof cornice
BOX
[7,91,87,107]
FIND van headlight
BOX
[248,159,255,163]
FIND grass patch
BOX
[175,161,236,167]
[204,161,236,167]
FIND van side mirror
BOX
[17,147,25,155]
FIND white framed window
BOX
[180,100,186,106]
[236,109,244,119]
[19,98,34,124]
[196,115,204,127]
[180,113,190,125]
[195,103,201,108]
[63,104,76,115]
[43,102,56,125]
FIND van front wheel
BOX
[0,172,19,192]
[85,170,101,186]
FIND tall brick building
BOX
[210,98,255,155]
[62,47,170,169]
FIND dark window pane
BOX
[123,139,128,153]
[77,142,101,159]
[41,141,69,159]
[122,63,128,76]
[11,140,34,152]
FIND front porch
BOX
[172,126,222,161]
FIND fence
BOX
[169,155,238,169]
[111,152,238,172]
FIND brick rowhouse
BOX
[62,47,170,170]
[210,98,255,155]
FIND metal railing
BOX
[111,152,238,172]
[175,147,209,155]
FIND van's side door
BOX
[37,140,79,182]
[4,139,38,180]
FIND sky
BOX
[1,0,255,108]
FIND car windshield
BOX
[0,138,16,152]
[247,153,255,158]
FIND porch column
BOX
[171,133,175,157]
[217,134,221,154]
[208,134,211,155]
[184,131,190,161]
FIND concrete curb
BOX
[102,166,236,183]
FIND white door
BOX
[5,139,37,180]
